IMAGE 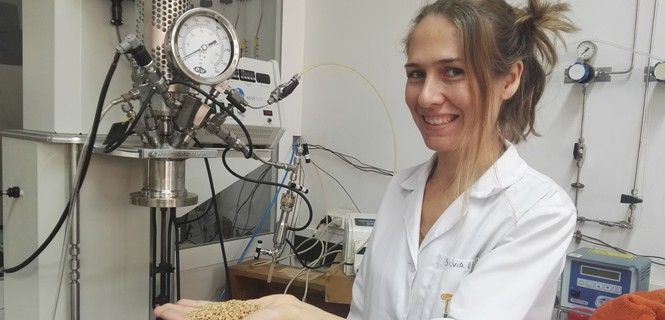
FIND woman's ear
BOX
[500,61,524,100]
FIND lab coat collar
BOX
[399,141,528,199]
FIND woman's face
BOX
[405,15,509,154]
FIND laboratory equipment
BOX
[560,247,651,312]
[652,61,665,82]
[576,41,597,61]
[195,57,285,147]
[342,213,376,276]
[565,41,611,84]
[167,8,240,85]
[2,0,290,319]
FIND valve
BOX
[1,186,23,198]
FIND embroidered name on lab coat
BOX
[436,255,476,273]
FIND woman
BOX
[155,0,577,319]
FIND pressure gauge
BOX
[653,61,665,83]
[167,8,240,85]
[576,41,597,61]
[567,62,594,83]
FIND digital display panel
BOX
[581,265,621,281]
[355,218,375,227]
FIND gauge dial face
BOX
[169,8,239,85]
[577,41,597,61]
[568,63,592,83]
[653,61,665,82]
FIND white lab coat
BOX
[347,143,576,320]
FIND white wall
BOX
[285,0,665,288]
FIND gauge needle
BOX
[183,40,219,60]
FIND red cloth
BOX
[590,290,665,320]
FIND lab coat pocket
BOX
[425,254,477,318]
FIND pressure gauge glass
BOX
[567,62,593,83]
[576,41,597,61]
[168,8,240,85]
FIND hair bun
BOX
[515,0,578,72]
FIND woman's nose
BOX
[418,78,445,108]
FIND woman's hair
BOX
[405,0,576,194]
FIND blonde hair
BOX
[405,0,577,194]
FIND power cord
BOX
[221,148,313,232]
[1,52,121,274]
[308,144,393,176]
[310,160,361,212]
[575,231,665,267]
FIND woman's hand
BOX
[153,295,344,320]
[244,294,344,320]
[153,299,209,320]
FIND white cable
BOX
[302,268,311,302]
[283,249,342,296]
[561,38,665,62]
[299,63,399,173]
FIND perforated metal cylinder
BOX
[136,0,193,81]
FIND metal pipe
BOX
[150,207,157,309]
[69,144,81,320]
[573,85,587,208]
[173,209,181,301]
[633,0,659,193]
[159,208,169,303]
[608,0,640,75]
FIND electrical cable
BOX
[297,63,399,173]
[103,88,156,153]
[1,52,121,274]
[177,201,214,226]
[577,232,665,267]
[169,80,254,158]
[310,160,361,212]
[308,144,393,176]
[202,154,233,299]
[232,166,272,234]
[252,222,334,267]
[221,148,312,232]
[284,239,339,270]
[237,146,297,262]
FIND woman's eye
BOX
[444,67,464,78]
[406,70,425,80]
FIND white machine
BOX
[323,212,376,276]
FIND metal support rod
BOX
[633,0,659,194]
[573,85,588,208]
[159,207,169,304]
[69,144,81,320]
[150,207,157,309]
[166,208,173,303]
[173,209,181,301]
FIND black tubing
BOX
[2,52,121,274]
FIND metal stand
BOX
[69,144,81,320]
[149,208,179,310]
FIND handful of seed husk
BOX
[186,300,259,320]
